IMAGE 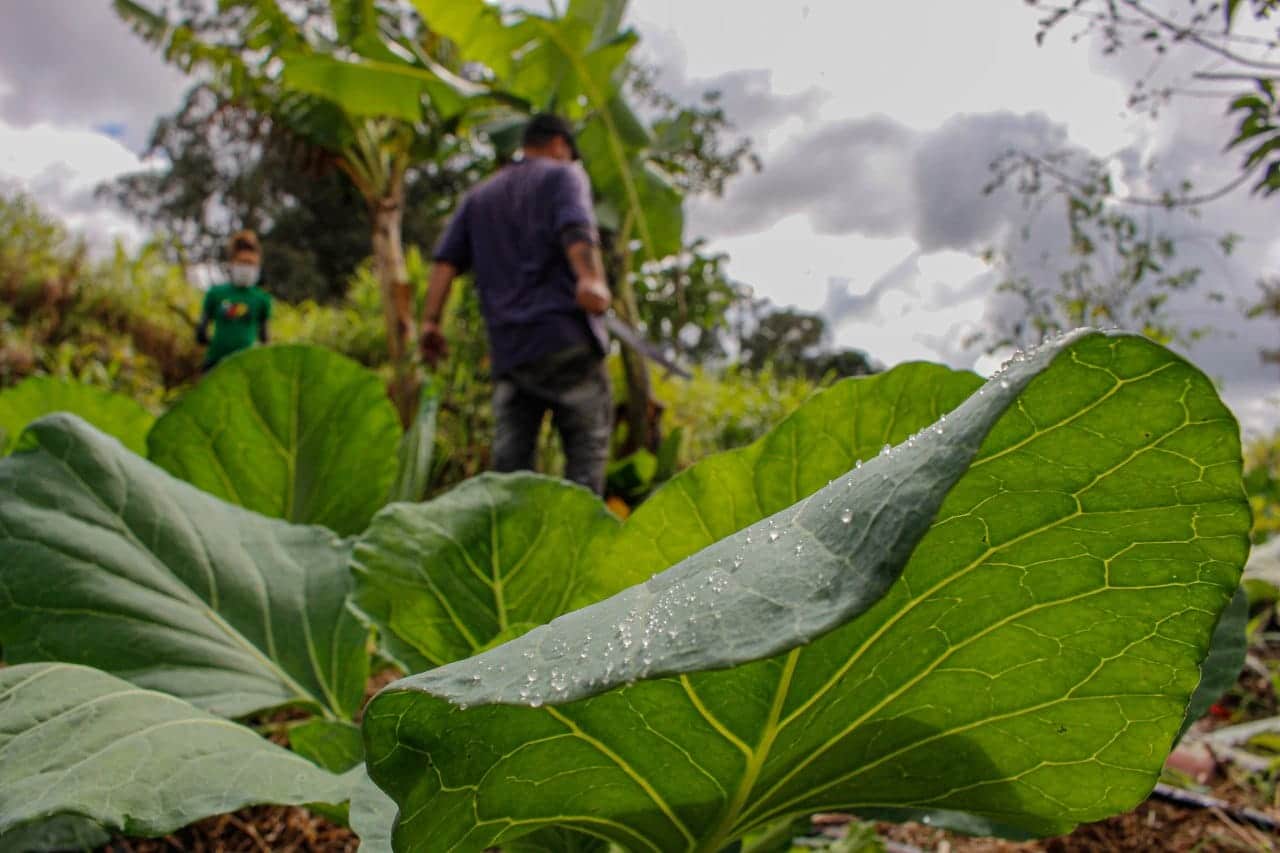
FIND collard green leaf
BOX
[0,377,153,457]
[350,768,399,853]
[0,814,109,853]
[0,414,368,720]
[291,720,365,773]
[351,474,621,673]
[0,664,348,842]
[1178,584,1249,742]
[364,332,1250,850]
[147,345,401,536]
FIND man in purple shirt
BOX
[419,114,614,494]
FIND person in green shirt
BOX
[197,230,272,371]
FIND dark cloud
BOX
[912,111,1070,251]
[0,4,188,149]
[700,110,1077,250]
[704,115,920,236]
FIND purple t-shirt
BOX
[433,157,608,376]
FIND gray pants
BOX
[492,346,612,495]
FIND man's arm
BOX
[562,230,611,315]
[419,261,459,367]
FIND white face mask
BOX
[230,263,260,288]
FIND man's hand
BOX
[419,320,449,367]
[576,277,611,315]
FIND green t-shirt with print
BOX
[202,283,272,367]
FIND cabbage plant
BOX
[0,331,1250,852]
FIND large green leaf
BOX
[0,663,349,844]
[0,377,153,457]
[0,814,108,853]
[351,355,982,678]
[351,474,620,673]
[282,53,429,123]
[147,345,401,537]
[0,414,368,720]
[363,331,1249,850]
[280,52,480,122]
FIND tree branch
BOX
[1120,0,1280,70]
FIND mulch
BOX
[101,808,356,853]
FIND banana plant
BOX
[415,0,683,450]
[298,0,685,450]
[112,0,486,426]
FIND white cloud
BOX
[0,121,159,252]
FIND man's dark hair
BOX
[521,113,580,160]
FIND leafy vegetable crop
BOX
[0,331,1251,852]
[147,344,402,535]
[0,377,153,456]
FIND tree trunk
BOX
[370,188,419,428]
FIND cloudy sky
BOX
[2,1,1277,432]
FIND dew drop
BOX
[794,543,803,556]
[840,508,853,524]
[768,531,780,543]
[1000,379,1010,390]
[882,443,892,455]
[529,697,544,708]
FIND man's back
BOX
[433,157,606,375]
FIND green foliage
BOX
[350,474,621,673]
[290,720,366,774]
[981,153,1222,352]
[147,344,402,536]
[739,306,877,380]
[365,331,1249,850]
[0,192,205,404]
[1228,78,1280,195]
[0,377,154,456]
[391,378,441,503]
[0,329,1251,849]
[104,84,479,304]
[0,663,349,845]
[0,415,369,720]
[411,0,683,263]
[1026,0,1280,199]
[648,364,822,464]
